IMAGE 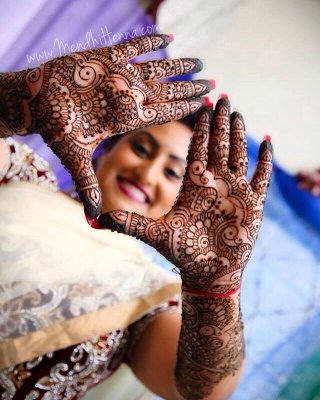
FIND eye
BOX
[131,141,149,157]
[165,167,182,180]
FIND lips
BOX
[116,176,150,204]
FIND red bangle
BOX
[182,282,241,298]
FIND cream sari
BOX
[0,181,180,369]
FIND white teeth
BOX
[121,180,147,203]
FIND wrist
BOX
[182,281,241,298]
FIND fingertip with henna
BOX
[187,58,204,74]
[158,34,173,49]
[84,212,104,229]
[79,192,101,219]
[199,59,207,70]
[216,94,230,111]
[259,137,274,158]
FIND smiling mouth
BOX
[116,176,150,204]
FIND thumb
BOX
[97,210,153,243]
[76,169,101,218]
[49,138,102,217]
[73,160,101,218]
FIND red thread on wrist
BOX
[182,282,241,298]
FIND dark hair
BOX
[179,112,199,131]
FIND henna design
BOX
[99,102,273,396]
[129,58,203,80]
[146,80,211,102]
[229,112,248,176]
[99,101,273,293]
[208,100,230,174]
[0,34,211,217]
[175,292,244,400]
[0,72,31,136]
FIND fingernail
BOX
[263,134,272,142]
[203,96,214,107]
[209,79,216,90]
[85,211,102,229]
[167,33,174,42]
[218,93,228,100]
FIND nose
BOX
[133,157,164,186]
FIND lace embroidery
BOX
[0,299,181,399]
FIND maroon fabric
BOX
[296,168,320,196]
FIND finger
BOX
[177,107,213,202]
[186,107,213,168]
[97,210,153,243]
[113,34,173,61]
[130,58,203,80]
[76,167,102,218]
[49,139,101,218]
[146,80,214,103]
[250,138,273,195]
[142,97,209,126]
[228,111,248,177]
[208,97,231,174]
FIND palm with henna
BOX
[98,99,273,293]
[98,100,273,399]
[0,34,212,217]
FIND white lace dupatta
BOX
[0,182,180,368]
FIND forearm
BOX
[175,291,244,400]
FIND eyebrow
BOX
[136,130,187,165]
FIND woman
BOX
[0,98,273,399]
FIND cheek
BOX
[97,145,131,180]
[157,180,182,211]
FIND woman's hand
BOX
[98,100,273,294]
[0,34,212,217]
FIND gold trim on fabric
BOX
[0,282,180,369]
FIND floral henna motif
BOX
[99,102,273,293]
[175,292,244,400]
[0,34,211,216]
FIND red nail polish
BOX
[85,212,102,229]
[167,34,174,42]
[263,134,271,142]
[209,79,216,89]
[218,93,228,100]
[203,96,214,107]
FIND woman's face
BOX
[95,120,192,219]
